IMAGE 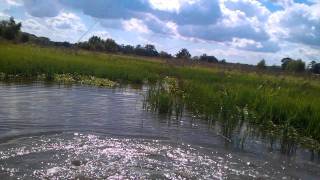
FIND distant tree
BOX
[199,53,218,63]
[220,59,226,63]
[88,36,104,51]
[281,58,305,73]
[144,44,159,57]
[34,37,51,46]
[0,17,22,40]
[257,59,266,69]
[309,61,320,74]
[134,44,146,56]
[104,38,118,52]
[176,48,191,59]
[20,33,29,43]
[120,45,135,54]
[159,51,172,58]
[76,41,90,49]
[281,57,293,70]
[133,44,159,57]
[54,41,71,48]
[308,61,317,69]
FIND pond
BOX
[0,82,319,179]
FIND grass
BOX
[1,41,320,153]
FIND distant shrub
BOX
[0,17,22,40]
[200,54,218,63]
[257,59,266,70]
[20,33,30,43]
[176,48,191,59]
[310,63,320,74]
[281,58,305,73]
[159,51,173,59]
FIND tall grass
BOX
[1,42,320,153]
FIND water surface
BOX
[0,82,319,179]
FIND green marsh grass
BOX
[1,42,320,153]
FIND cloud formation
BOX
[268,2,320,46]
[1,0,319,63]
[24,0,60,17]
[21,12,86,42]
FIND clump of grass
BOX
[144,77,185,119]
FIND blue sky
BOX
[0,0,319,65]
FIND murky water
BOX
[0,82,319,179]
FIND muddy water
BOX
[0,82,319,179]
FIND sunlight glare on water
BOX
[0,133,273,179]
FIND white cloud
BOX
[21,12,87,42]
[229,38,262,48]
[149,0,182,12]
[222,0,270,20]
[269,0,294,8]
[122,18,150,34]
[195,46,277,65]
[46,12,86,32]
[2,0,320,63]
[148,0,199,12]
[0,12,10,20]
[173,0,277,52]
[5,0,22,6]
[267,2,320,46]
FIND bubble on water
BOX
[46,167,61,175]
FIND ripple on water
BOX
[0,133,298,179]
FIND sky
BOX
[0,0,319,65]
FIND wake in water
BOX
[0,133,302,179]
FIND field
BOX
[1,42,320,153]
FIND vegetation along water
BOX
[1,41,320,158]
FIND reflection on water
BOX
[0,82,319,179]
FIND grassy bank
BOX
[1,42,320,153]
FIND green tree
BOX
[0,17,22,40]
[144,44,159,57]
[281,57,293,70]
[281,58,306,73]
[104,38,118,52]
[159,51,172,58]
[287,59,305,73]
[309,61,320,74]
[257,59,266,69]
[120,45,135,54]
[308,61,317,70]
[176,48,191,59]
[88,36,104,51]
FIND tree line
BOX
[1,17,319,74]
[256,58,319,74]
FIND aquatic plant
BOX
[53,74,117,87]
[144,76,320,154]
